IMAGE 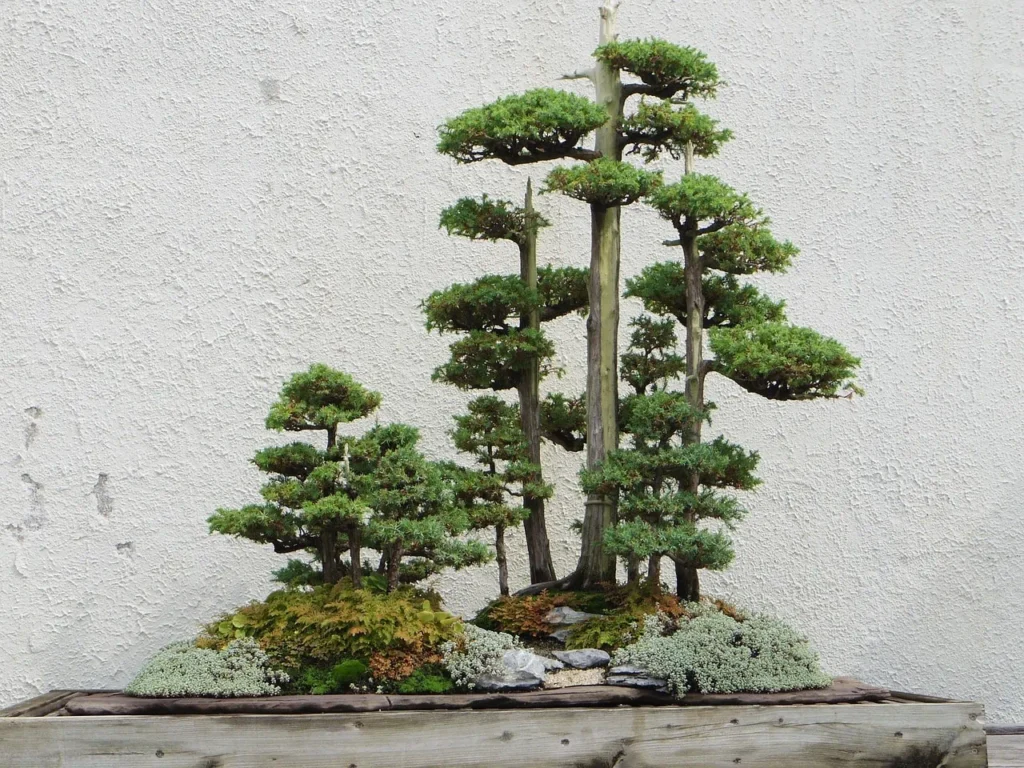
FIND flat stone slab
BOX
[552,649,611,669]
[62,677,890,716]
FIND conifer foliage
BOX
[209,364,489,591]
[438,4,862,597]
[424,189,588,586]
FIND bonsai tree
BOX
[351,423,491,592]
[440,4,860,594]
[582,317,759,593]
[445,396,552,595]
[209,364,489,591]
[438,3,731,587]
[424,184,588,584]
[208,364,380,586]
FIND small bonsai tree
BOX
[445,396,552,595]
[582,318,758,591]
[424,185,588,584]
[351,422,491,592]
[209,364,489,591]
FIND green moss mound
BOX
[198,581,462,682]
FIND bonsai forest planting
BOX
[125,5,863,701]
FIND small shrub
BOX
[125,639,288,698]
[613,607,831,696]
[442,624,520,689]
[474,590,616,637]
[368,649,444,682]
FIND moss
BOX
[198,583,462,672]
[396,665,456,694]
[296,659,369,694]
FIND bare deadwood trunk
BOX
[676,140,703,602]
[518,179,557,584]
[496,524,509,597]
[576,0,623,589]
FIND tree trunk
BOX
[626,555,640,585]
[496,524,509,597]
[348,523,362,589]
[675,559,700,602]
[677,141,704,602]
[518,179,557,584]
[322,529,339,585]
[386,545,403,593]
[576,0,624,588]
[648,555,661,585]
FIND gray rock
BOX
[549,629,572,644]
[502,649,548,681]
[544,606,600,626]
[553,649,611,669]
[606,675,669,690]
[539,656,565,671]
[474,671,544,691]
[470,648,550,691]
[608,664,648,676]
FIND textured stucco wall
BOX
[2,0,1022,721]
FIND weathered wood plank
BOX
[61,677,890,716]
[990,734,1024,768]
[0,690,85,718]
[0,701,986,768]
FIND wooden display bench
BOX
[0,678,988,767]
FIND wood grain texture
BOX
[60,677,890,716]
[990,734,1024,768]
[0,690,87,718]
[0,701,986,768]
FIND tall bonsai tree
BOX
[619,136,862,602]
[423,185,588,584]
[209,364,489,591]
[439,2,738,587]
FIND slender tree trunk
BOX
[576,0,623,588]
[386,545,403,593]
[626,555,640,585]
[648,555,661,585]
[320,424,341,585]
[348,523,362,589]
[322,529,339,585]
[518,179,557,584]
[676,141,703,603]
[495,524,509,597]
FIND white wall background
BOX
[2,0,1022,722]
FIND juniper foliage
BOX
[209,365,489,590]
